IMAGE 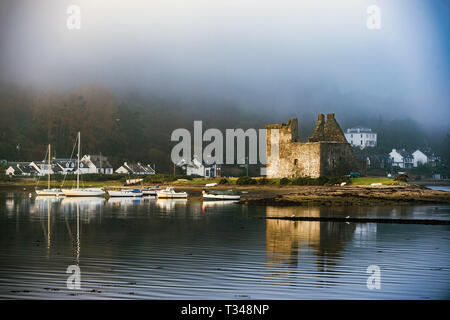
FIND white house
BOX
[81,155,114,174]
[412,150,428,167]
[345,127,377,148]
[389,149,414,168]
[51,158,89,174]
[29,161,64,176]
[177,156,220,178]
[115,162,155,175]
[5,162,39,176]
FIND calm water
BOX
[427,185,450,192]
[0,191,449,299]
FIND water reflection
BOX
[265,207,357,284]
[107,197,144,209]
[155,198,187,211]
[0,192,449,299]
[202,200,237,211]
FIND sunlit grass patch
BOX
[349,177,397,185]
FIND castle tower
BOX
[265,114,362,178]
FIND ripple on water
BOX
[0,193,449,299]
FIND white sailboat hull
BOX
[157,193,188,198]
[62,188,106,197]
[35,189,65,196]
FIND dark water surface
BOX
[0,192,449,299]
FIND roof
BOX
[121,162,155,174]
[346,126,374,133]
[176,156,215,169]
[396,149,413,158]
[7,162,38,174]
[83,155,113,169]
[53,158,89,168]
[308,113,347,142]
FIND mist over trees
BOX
[0,82,448,172]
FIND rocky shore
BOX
[235,184,450,206]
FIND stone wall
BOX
[266,114,362,178]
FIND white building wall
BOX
[412,150,428,167]
[115,166,129,174]
[186,165,204,176]
[389,149,405,168]
[345,132,377,148]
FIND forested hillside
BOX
[0,82,447,172]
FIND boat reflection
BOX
[34,197,54,254]
[107,197,143,207]
[61,197,105,209]
[201,200,238,212]
[155,198,188,211]
[265,206,358,284]
[60,197,105,223]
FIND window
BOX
[294,159,298,165]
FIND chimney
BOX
[308,114,325,142]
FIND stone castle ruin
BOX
[265,113,362,178]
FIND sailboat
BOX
[62,132,106,197]
[35,144,64,196]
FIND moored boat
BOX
[35,144,64,197]
[62,188,106,197]
[142,186,160,196]
[156,187,188,199]
[202,189,241,200]
[61,132,106,197]
[108,188,143,197]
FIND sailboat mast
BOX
[48,144,51,189]
[77,132,80,189]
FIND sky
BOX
[0,0,449,129]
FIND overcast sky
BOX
[0,0,449,129]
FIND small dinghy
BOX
[156,187,188,199]
[202,189,241,200]
[108,188,143,197]
[142,186,160,196]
